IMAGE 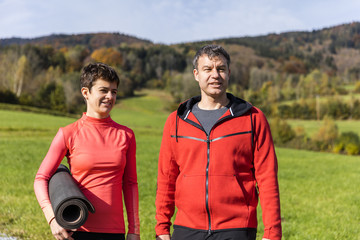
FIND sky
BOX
[1,0,360,45]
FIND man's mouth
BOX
[210,82,222,87]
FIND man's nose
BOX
[211,69,220,78]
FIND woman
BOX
[34,63,140,240]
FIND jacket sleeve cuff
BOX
[155,224,171,237]
[263,227,282,240]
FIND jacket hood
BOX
[177,93,253,120]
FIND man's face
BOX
[193,54,230,99]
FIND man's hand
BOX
[156,234,171,240]
[126,233,140,240]
[262,238,270,240]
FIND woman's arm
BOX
[34,128,68,224]
[123,132,140,235]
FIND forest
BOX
[1,22,360,155]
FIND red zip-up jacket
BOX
[155,93,282,239]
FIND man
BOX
[155,45,282,240]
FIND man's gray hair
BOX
[192,45,230,70]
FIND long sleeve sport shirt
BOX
[34,113,140,234]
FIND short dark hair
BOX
[80,62,120,91]
[192,44,230,70]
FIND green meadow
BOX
[1,91,360,239]
[288,119,360,137]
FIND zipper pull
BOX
[206,229,212,239]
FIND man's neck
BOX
[197,93,229,110]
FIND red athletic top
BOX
[34,113,140,234]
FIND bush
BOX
[354,81,360,93]
[18,93,34,106]
[0,89,19,104]
[345,143,360,155]
[334,131,360,155]
[322,98,350,119]
[312,116,338,151]
[270,117,296,144]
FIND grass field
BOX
[288,119,360,137]
[1,90,360,239]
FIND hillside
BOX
[1,21,360,122]
[208,22,360,75]
[0,32,152,50]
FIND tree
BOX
[13,55,31,97]
[91,48,123,67]
[283,56,307,74]
[50,84,67,112]
[166,68,199,104]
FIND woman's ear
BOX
[81,87,89,100]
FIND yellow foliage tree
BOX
[90,48,122,67]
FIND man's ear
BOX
[193,69,199,82]
[81,87,89,100]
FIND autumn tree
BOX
[90,48,123,67]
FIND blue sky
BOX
[1,0,360,44]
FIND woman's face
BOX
[81,78,118,119]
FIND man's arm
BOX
[155,114,179,236]
[252,109,282,240]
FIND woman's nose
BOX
[106,91,114,99]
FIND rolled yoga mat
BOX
[49,164,95,229]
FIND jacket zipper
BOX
[174,114,252,235]
[205,134,212,236]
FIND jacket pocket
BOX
[175,174,207,221]
[209,174,254,223]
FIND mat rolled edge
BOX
[49,164,95,229]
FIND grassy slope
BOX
[1,90,360,239]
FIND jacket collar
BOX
[177,93,252,120]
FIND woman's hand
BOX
[49,219,76,240]
[126,233,140,240]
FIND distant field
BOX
[287,119,360,137]
[1,91,360,239]
[280,92,360,106]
